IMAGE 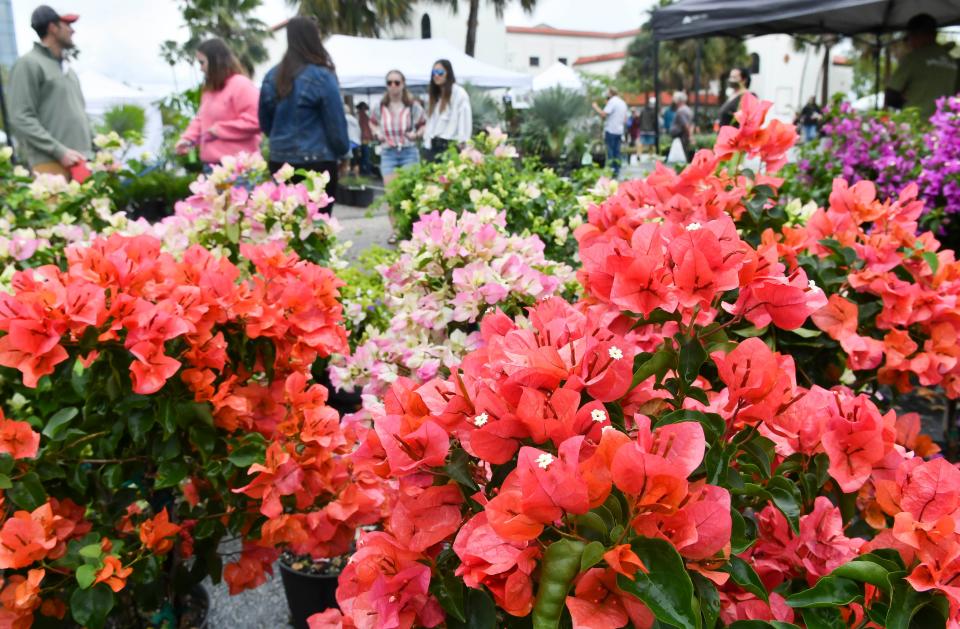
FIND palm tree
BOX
[433,0,537,57]
[289,0,416,36]
[160,0,271,76]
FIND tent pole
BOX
[694,39,702,125]
[653,39,660,154]
[874,34,881,109]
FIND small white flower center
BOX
[591,409,607,423]
[608,346,624,360]
[473,412,488,427]
[602,425,616,433]
[808,279,821,292]
[536,453,554,469]
[686,222,702,231]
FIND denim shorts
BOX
[380,144,420,175]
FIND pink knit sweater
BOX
[180,74,261,164]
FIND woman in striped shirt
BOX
[370,70,425,187]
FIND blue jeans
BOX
[380,144,420,175]
[605,131,622,177]
[803,124,818,143]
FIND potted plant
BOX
[0,234,353,627]
[278,550,348,628]
[337,176,374,208]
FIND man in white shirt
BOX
[593,87,628,177]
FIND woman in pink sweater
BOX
[175,38,261,166]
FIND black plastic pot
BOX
[349,186,374,208]
[279,562,340,629]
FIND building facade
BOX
[503,25,638,76]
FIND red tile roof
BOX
[572,51,627,66]
[506,25,640,39]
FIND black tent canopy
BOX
[647,0,960,146]
[651,0,960,41]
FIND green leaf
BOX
[922,251,939,275]
[631,347,674,389]
[155,460,189,489]
[617,537,699,629]
[730,508,755,554]
[7,471,46,510]
[679,337,707,384]
[79,543,104,559]
[788,327,822,339]
[101,464,123,491]
[575,511,608,540]
[0,474,9,490]
[732,325,768,338]
[656,409,726,443]
[765,476,802,535]
[445,447,479,491]
[76,563,98,589]
[830,559,892,592]
[885,574,925,629]
[69,584,115,628]
[724,555,768,602]
[226,443,265,468]
[127,410,154,444]
[800,607,846,629]
[432,569,466,623]
[786,576,862,608]
[43,407,78,439]
[580,541,606,572]
[692,572,720,629]
[465,586,497,629]
[728,622,801,629]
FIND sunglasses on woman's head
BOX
[432,68,446,76]
[386,80,402,86]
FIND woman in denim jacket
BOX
[259,16,348,211]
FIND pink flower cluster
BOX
[328,207,572,399]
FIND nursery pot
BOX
[349,186,374,208]
[335,184,355,206]
[279,562,340,629]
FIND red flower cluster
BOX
[794,179,960,397]
[316,298,733,628]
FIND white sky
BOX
[10,0,649,93]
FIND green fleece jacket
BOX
[8,43,92,167]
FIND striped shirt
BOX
[372,101,425,148]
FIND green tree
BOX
[433,0,537,57]
[289,0,416,36]
[160,0,272,76]
[619,0,747,99]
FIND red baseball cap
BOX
[31,6,79,36]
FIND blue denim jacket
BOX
[259,64,349,164]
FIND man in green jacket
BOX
[8,5,92,178]
[885,13,959,120]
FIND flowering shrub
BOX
[783,101,924,207]
[328,207,573,401]
[0,144,147,277]
[148,153,347,268]
[384,128,608,265]
[311,93,957,629]
[0,235,380,626]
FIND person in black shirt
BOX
[717,67,752,128]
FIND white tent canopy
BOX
[531,62,584,92]
[324,35,532,92]
[78,70,165,158]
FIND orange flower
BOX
[138,508,181,555]
[603,544,647,578]
[94,555,132,592]
[0,409,39,460]
[0,510,57,569]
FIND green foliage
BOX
[97,105,147,143]
[291,0,415,36]
[160,0,272,75]
[520,87,591,164]
[463,83,503,135]
[334,245,397,348]
[619,0,748,95]
[383,130,610,266]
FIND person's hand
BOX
[207,124,220,139]
[174,139,192,155]
[58,148,85,167]
[405,130,417,141]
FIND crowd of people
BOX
[9,4,958,200]
[8,6,475,214]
